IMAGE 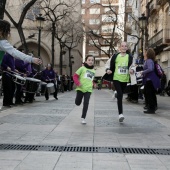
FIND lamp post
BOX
[70,55,74,77]
[36,14,45,60]
[60,41,66,75]
[68,55,74,91]
[51,22,55,68]
[138,13,147,62]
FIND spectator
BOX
[141,48,160,114]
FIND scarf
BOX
[84,62,94,69]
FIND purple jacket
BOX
[41,68,56,81]
[142,59,160,90]
[15,59,30,73]
[25,63,32,77]
[1,53,15,71]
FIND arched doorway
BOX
[17,41,51,71]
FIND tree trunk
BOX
[17,26,29,53]
[0,0,6,19]
[124,0,127,41]
[68,48,72,77]
[51,22,55,67]
[60,45,63,75]
[4,0,37,53]
[68,48,72,91]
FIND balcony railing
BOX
[126,6,132,13]
[148,29,170,48]
[157,0,168,6]
[125,22,132,34]
[150,2,160,15]
[165,29,170,43]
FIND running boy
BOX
[73,55,95,124]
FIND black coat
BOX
[102,53,133,82]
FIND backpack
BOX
[154,63,163,78]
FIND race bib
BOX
[118,66,128,74]
[84,70,95,80]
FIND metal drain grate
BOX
[0,144,170,155]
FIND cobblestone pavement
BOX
[0,89,170,170]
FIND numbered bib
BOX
[118,66,128,74]
[84,70,95,80]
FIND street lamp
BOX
[138,13,147,62]
[36,14,45,60]
[60,42,66,75]
[70,55,74,76]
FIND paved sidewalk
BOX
[0,89,170,170]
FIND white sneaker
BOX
[81,118,86,124]
[119,114,124,123]
[112,91,117,99]
[114,91,117,98]
[112,94,115,99]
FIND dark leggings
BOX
[15,84,23,103]
[75,90,91,119]
[129,84,138,101]
[45,81,58,99]
[2,73,15,106]
[144,80,157,110]
[113,80,127,114]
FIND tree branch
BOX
[19,0,37,25]
[4,9,18,27]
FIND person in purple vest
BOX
[41,64,58,100]
[24,63,37,103]
[15,56,30,105]
[1,53,16,107]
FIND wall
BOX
[4,0,83,75]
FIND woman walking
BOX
[73,55,95,124]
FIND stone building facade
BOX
[124,0,140,61]
[140,0,170,81]
[4,0,83,76]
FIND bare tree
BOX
[5,0,38,53]
[83,0,122,59]
[117,10,144,56]
[62,19,83,77]
[0,0,6,19]
[41,0,73,69]
[117,24,140,55]
[83,0,142,59]
[42,0,81,75]
[56,17,83,90]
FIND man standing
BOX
[107,42,133,122]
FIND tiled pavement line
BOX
[0,90,170,170]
